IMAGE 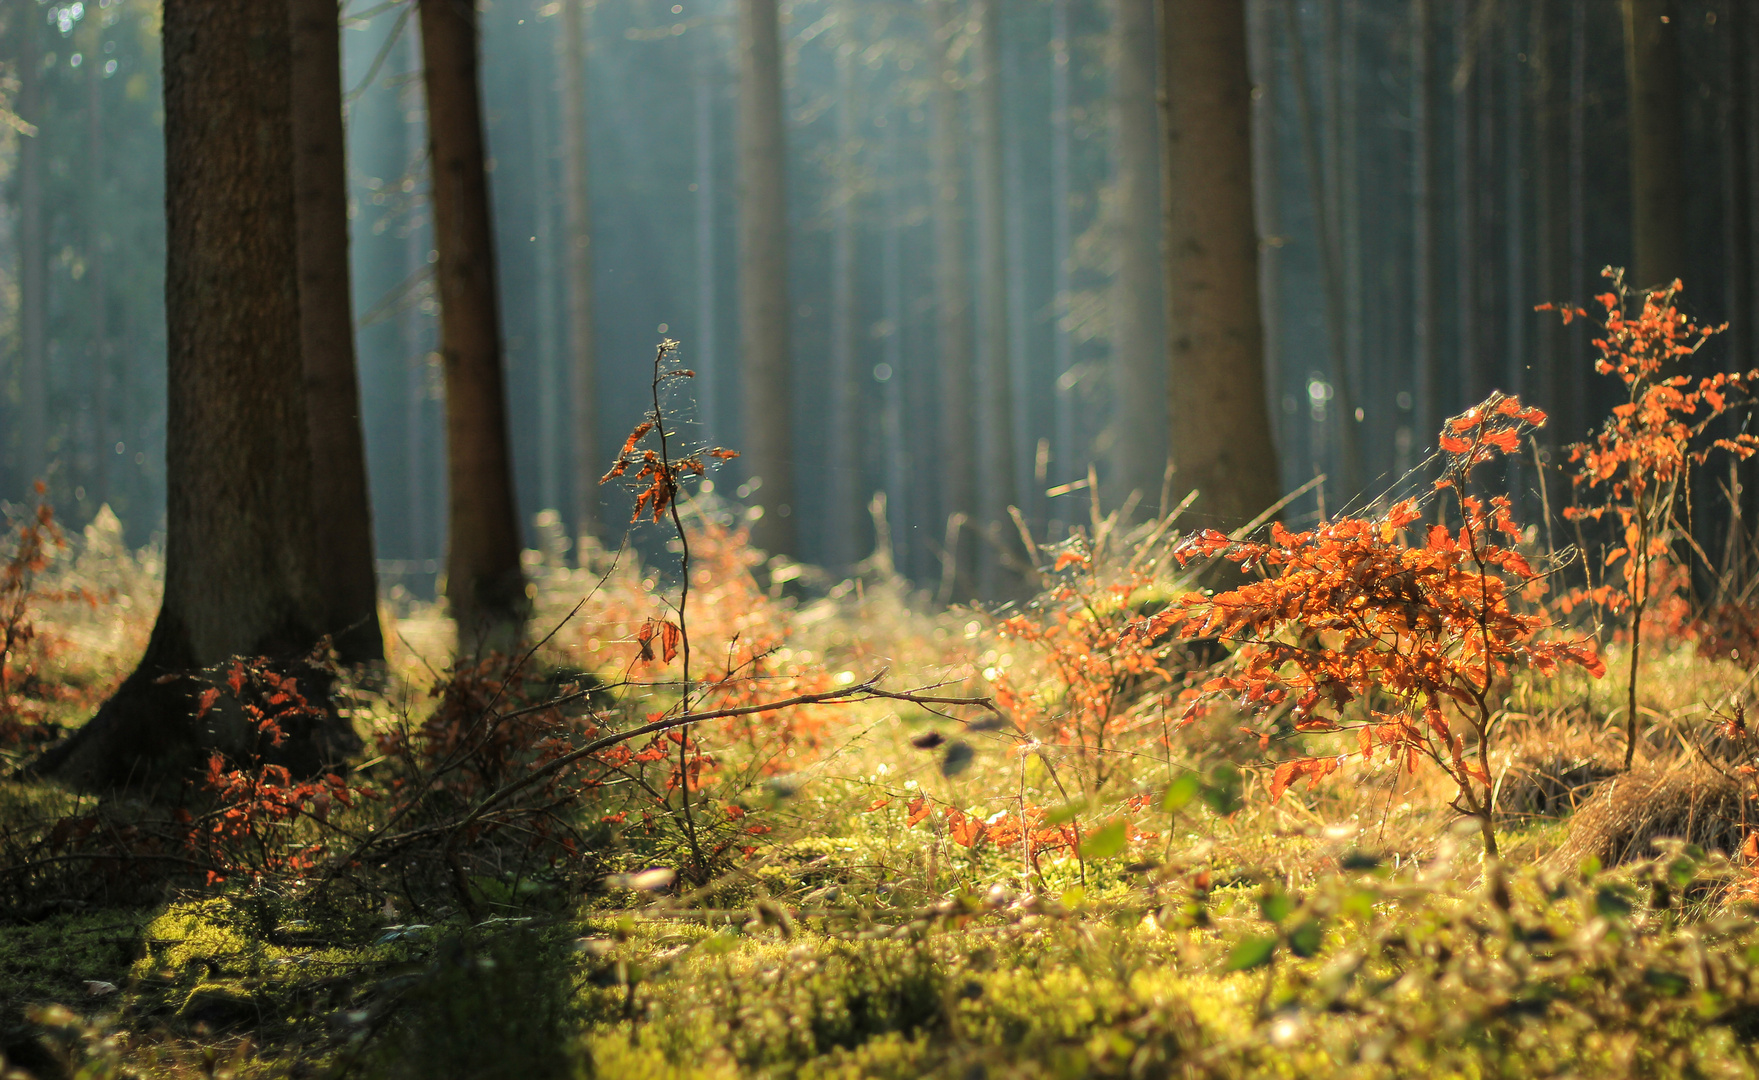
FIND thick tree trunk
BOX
[290,0,384,664]
[929,0,976,597]
[561,0,598,546]
[39,0,351,790]
[1159,0,1282,533]
[971,0,1016,593]
[16,0,45,485]
[736,0,796,557]
[418,0,528,648]
[1411,0,1439,445]
[1109,0,1166,514]
[1622,0,1684,289]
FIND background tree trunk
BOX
[1411,0,1439,446]
[1622,0,1684,289]
[418,0,528,648]
[736,0,796,557]
[16,0,45,486]
[85,10,110,512]
[290,0,384,664]
[561,0,598,547]
[40,0,348,790]
[971,0,1016,592]
[827,13,861,570]
[1159,0,1282,533]
[1108,0,1165,514]
[929,0,976,598]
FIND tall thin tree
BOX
[1109,0,1166,514]
[84,9,111,512]
[971,0,1016,591]
[418,0,528,647]
[1159,0,1282,533]
[561,0,599,547]
[290,0,384,664]
[736,0,796,556]
[16,0,45,487]
[1411,0,1440,446]
[929,0,976,597]
[42,0,349,788]
[1622,0,1684,289]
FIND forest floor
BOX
[5,505,1759,1079]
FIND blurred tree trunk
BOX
[401,29,429,565]
[529,43,560,521]
[1622,0,1684,289]
[418,0,528,648]
[1050,0,1075,500]
[16,0,45,486]
[290,0,384,664]
[1247,0,1286,470]
[929,0,976,597]
[84,11,110,512]
[735,0,795,557]
[827,13,861,570]
[561,0,598,547]
[1108,0,1165,515]
[1455,5,1479,407]
[1411,0,1439,446]
[1533,0,1568,444]
[40,0,352,790]
[1159,0,1281,533]
[971,0,1016,593]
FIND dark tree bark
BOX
[16,0,45,485]
[290,0,384,664]
[39,0,352,790]
[736,0,796,557]
[1109,0,1166,513]
[561,0,598,546]
[1159,0,1282,533]
[1622,0,1684,288]
[418,0,527,648]
[929,0,976,597]
[1533,0,1570,443]
[1411,0,1439,445]
[971,0,1016,593]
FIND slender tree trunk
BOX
[971,0,1016,592]
[735,0,795,556]
[1622,0,1684,289]
[694,40,720,447]
[828,15,861,569]
[402,29,430,565]
[1282,0,1360,498]
[1412,0,1439,445]
[41,0,351,789]
[1159,0,1282,533]
[1533,0,1568,446]
[85,12,110,512]
[290,0,384,664]
[16,0,45,486]
[1050,0,1076,499]
[1455,5,1479,409]
[418,0,528,648]
[530,40,560,519]
[1721,0,1749,381]
[1248,0,1285,476]
[1109,0,1166,514]
[1569,0,1587,437]
[1503,8,1527,507]
[561,0,598,546]
[929,0,975,595]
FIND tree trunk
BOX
[694,39,721,448]
[290,0,384,664]
[401,28,430,565]
[530,38,560,521]
[1622,0,1684,289]
[1109,0,1166,515]
[39,0,352,790]
[1455,5,1479,408]
[1533,0,1568,445]
[85,10,110,512]
[561,0,598,546]
[1411,0,1439,445]
[736,0,795,557]
[828,15,861,570]
[418,0,527,649]
[1159,0,1282,533]
[16,0,45,486]
[1050,0,1075,500]
[971,0,1016,593]
[929,0,976,596]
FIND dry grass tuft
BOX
[1555,758,1750,867]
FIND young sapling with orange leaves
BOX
[1147,395,1604,859]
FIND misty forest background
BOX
[0,0,1754,598]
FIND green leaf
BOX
[1161,774,1202,813]
[941,740,975,777]
[1079,819,1129,861]
[1595,886,1634,919]
[1044,799,1089,826]
[1287,918,1325,958]
[1258,888,1294,925]
[1200,765,1244,816]
[1225,935,1278,971]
